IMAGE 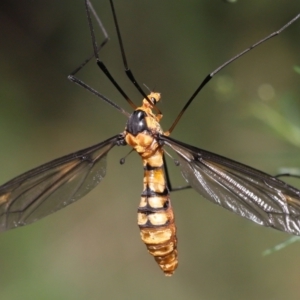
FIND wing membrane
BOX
[161,135,300,235]
[0,135,121,231]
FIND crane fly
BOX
[1,0,300,276]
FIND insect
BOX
[0,0,300,276]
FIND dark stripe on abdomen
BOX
[144,163,163,171]
[137,165,178,276]
[141,186,169,197]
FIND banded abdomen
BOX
[137,152,178,276]
[125,93,178,275]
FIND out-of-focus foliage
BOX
[248,67,300,256]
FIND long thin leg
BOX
[68,76,130,117]
[68,0,133,116]
[70,2,109,75]
[163,154,191,192]
[166,14,300,135]
[109,0,162,115]
[85,0,138,110]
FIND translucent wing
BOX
[161,135,300,235]
[0,134,121,232]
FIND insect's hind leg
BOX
[163,154,191,192]
[67,0,130,117]
[69,0,109,78]
[108,0,161,114]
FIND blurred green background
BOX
[0,1,300,299]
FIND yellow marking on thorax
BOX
[125,92,164,157]
[138,92,162,121]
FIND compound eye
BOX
[150,97,157,105]
[136,110,146,120]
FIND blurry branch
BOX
[262,236,300,256]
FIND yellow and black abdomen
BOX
[125,97,178,275]
[137,163,178,276]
